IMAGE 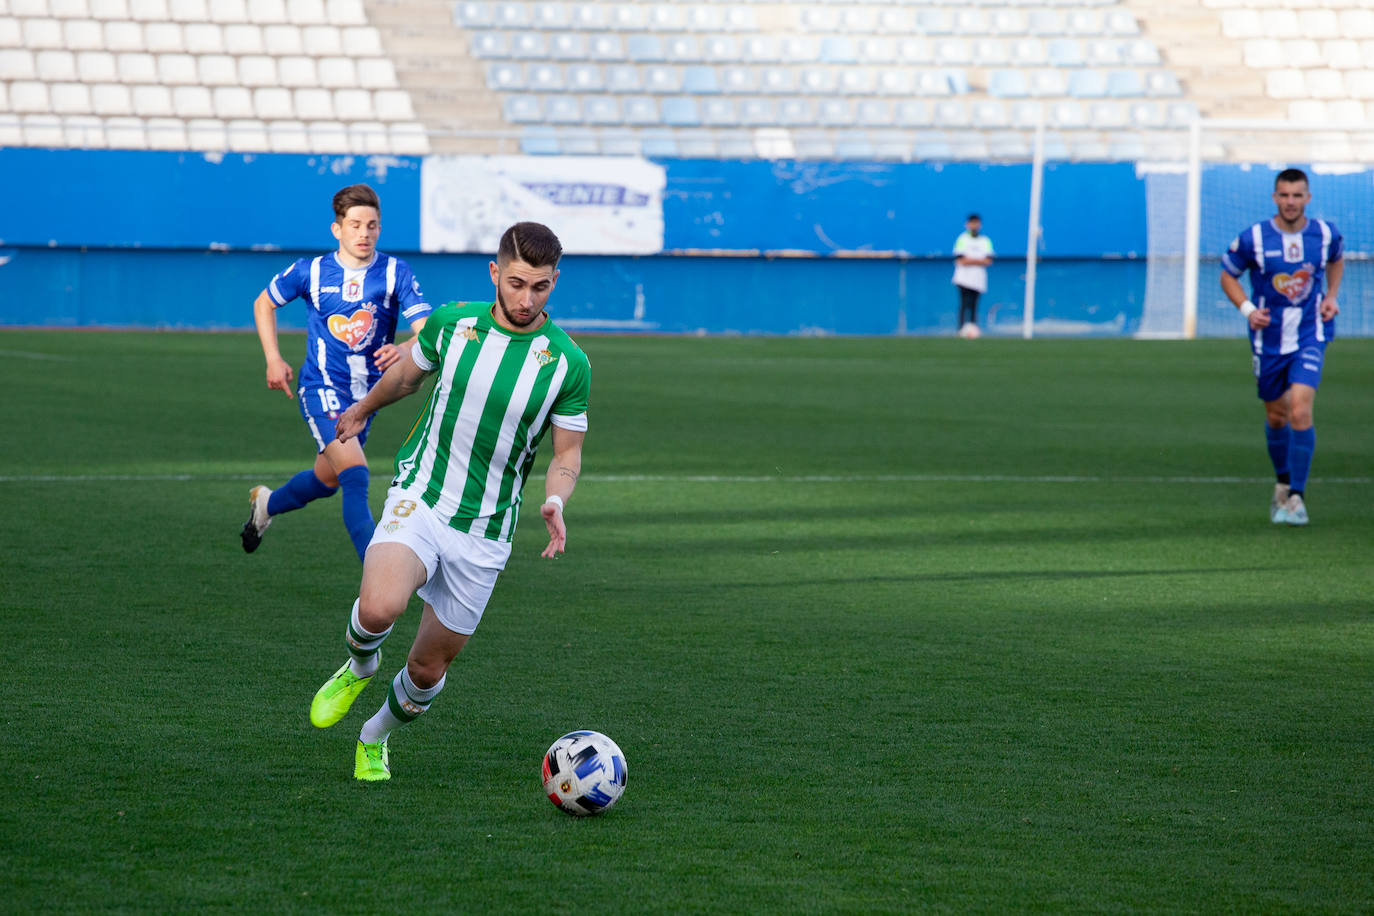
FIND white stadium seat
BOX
[116,51,156,82]
[0,19,21,49]
[247,0,286,24]
[168,0,207,21]
[307,120,347,152]
[263,24,303,55]
[52,0,92,16]
[326,0,365,26]
[130,84,172,116]
[225,117,268,151]
[237,54,277,87]
[90,82,132,114]
[183,23,223,53]
[76,51,117,81]
[63,19,105,50]
[253,86,294,119]
[143,22,183,52]
[302,24,343,55]
[51,82,90,113]
[156,52,197,84]
[340,25,379,56]
[287,0,326,24]
[102,20,142,50]
[317,56,356,87]
[278,55,318,87]
[198,54,238,85]
[145,116,186,149]
[64,114,106,147]
[86,0,129,16]
[356,57,395,89]
[24,114,66,146]
[333,87,373,120]
[223,24,261,53]
[36,49,76,81]
[186,116,227,149]
[208,0,247,24]
[212,85,253,118]
[294,86,333,118]
[0,114,25,148]
[127,0,167,20]
[172,83,211,116]
[104,115,147,148]
[349,121,390,153]
[24,18,64,49]
[11,0,49,13]
[266,119,310,152]
[372,88,412,120]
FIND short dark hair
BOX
[498,221,563,268]
[332,184,380,221]
[967,213,981,222]
[1275,168,1308,189]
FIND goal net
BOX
[1140,121,1374,339]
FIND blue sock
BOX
[337,466,374,562]
[267,469,337,516]
[1289,427,1315,495]
[1264,424,1290,482]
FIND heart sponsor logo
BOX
[1271,268,1312,303]
[327,308,375,350]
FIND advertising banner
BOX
[420,156,666,255]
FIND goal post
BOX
[1142,118,1374,340]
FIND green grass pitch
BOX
[1,330,1371,913]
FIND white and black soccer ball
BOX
[541,730,627,817]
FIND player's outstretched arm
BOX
[336,352,430,443]
[253,290,294,398]
[373,317,428,371]
[540,426,584,559]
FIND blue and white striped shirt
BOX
[1221,218,1342,356]
[267,250,431,400]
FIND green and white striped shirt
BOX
[392,302,591,542]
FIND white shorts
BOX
[368,487,512,635]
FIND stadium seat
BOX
[334,87,373,120]
[817,97,852,126]
[1068,69,1107,97]
[50,82,90,113]
[660,97,699,126]
[64,114,106,147]
[665,36,700,62]
[935,40,971,66]
[63,19,105,50]
[742,36,780,63]
[1106,69,1144,97]
[971,100,1008,128]
[1011,38,1047,66]
[470,32,509,59]
[452,2,492,27]
[222,23,262,53]
[197,54,238,85]
[91,82,132,114]
[638,129,678,157]
[157,52,197,84]
[172,83,212,117]
[761,68,799,94]
[128,0,167,20]
[356,58,396,89]
[24,113,67,146]
[77,50,117,81]
[988,70,1029,98]
[777,97,814,126]
[833,131,873,159]
[326,0,366,26]
[225,117,268,151]
[501,93,538,124]
[294,86,334,119]
[36,49,76,82]
[622,95,659,124]
[586,34,623,61]
[237,54,277,87]
[288,0,325,20]
[582,95,620,124]
[389,121,429,155]
[627,35,665,63]
[306,119,347,151]
[682,66,719,94]
[934,99,969,127]
[532,3,567,29]
[1048,39,1085,67]
[486,61,521,90]
[373,89,412,121]
[104,115,147,148]
[209,0,248,23]
[509,33,546,60]
[802,68,838,94]
[644,65,682,93]
[1050,100,1087,128]
[605,64,641,92]
[494,2,527,28]
[212,85,253,118]
[182,22,223,53]
[737,97,776,125]
[141,22,182,52]
[700,96,735,126]
[894,100,932,127]
[132,85,172,117]
[548,33,586,60]
[248,0,287,24]
[719,66,756,93]
[23,18,64,49]
[526,62,561,91]
[545,95,581,124]
[261,24,301,54]
[265,119,309,152]
[87,0,129,16]
[253,86,293,120]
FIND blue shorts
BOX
[1254,344,1325,402]
[298,384,372,452]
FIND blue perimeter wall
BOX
[0,148,1158,335]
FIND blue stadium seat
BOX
[582,95,620,124]
[494,2,528,28]
[1067,69,1108,98]
[916,9,953,34]
[743,36,781,63]
[557,130,598,155]
[1106,69,1144,97]
[596,129,639,156]
[777,98,814,126]
[567,63,604,92]
[469,32,509,59]
[519,126,558,155]
[644,65,683,93]
[544,95,581,123]
[605,65,640,93]
[660,97,699,126]
[719,66,757,93]
[678,134,719,158]
[681,66,719,94]
[700,97,736,126]
[627,35,665,63]
[548,33,586,61]
[485,62,522,91]
[665,36,700,62]
[738,97,776,125]
[502,93,539,123]
[1048,39,1084,67]
[834,131,874,159]
[587,34,623,61]
[527,63,562,92]
[820,37,857,64]
[988,70,1029,98]
[622,95,659,125]
[638,129,678,157]
[761,67,799,93]
[452,2,492,28]
[509,33,546,59]
[840,68,876,95]
[703,36,740,62]
[817,98,853,126]
[531,3,568,29]
[803,68,839,94]
[856,99,891,127]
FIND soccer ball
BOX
[541,730,627,817]
[958,322,982,339]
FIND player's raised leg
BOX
[355,604,470,781]
[311,542,427,729]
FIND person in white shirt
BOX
[952,214,994,338]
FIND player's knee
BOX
[1264,403,1288,427]
[356,591,405,632]
[405,657,447,689]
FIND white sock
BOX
[358,667,446,744]
[345,598,391,679]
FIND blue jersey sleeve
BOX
[395,261,432,326]
[1221,228,1256,278]
[267,258,311,307]
[1328,226,1343,263]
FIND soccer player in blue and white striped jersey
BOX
[1221,168,1344,526]
[243,183,432,560]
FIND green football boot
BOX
[310,657,376,728]
[355,739,390,781]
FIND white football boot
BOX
[1270,483,1291,524]
[240,485,273,552]
[1283,493,1309,527]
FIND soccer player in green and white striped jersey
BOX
[307,222,591,781]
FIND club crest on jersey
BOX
[327,306,377,351]
[1286,240,1301,261]
[1271,265,1313,303]
[344,278,363,301]
[534,347,557,367]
